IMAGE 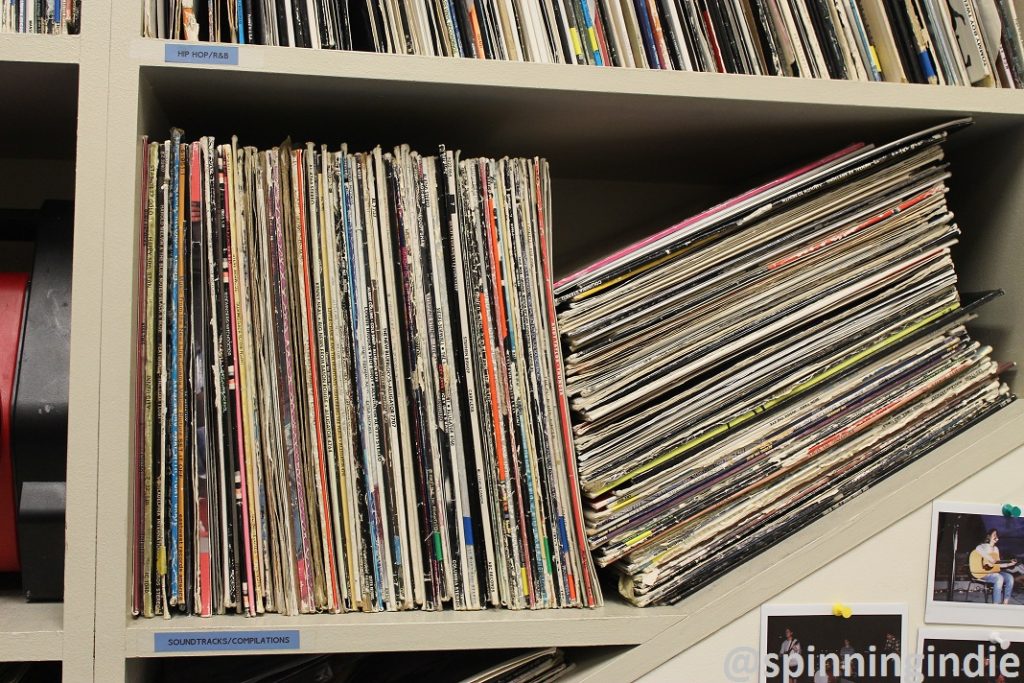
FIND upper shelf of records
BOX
[127,38,1024,114]
[138,0,1024,88]
[131,56,1024,174]
[0,0,80,36]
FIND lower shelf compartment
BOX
[125,645,627,683]
[0,660,62,682]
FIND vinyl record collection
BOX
[131,132,601,616]
[555,119,1015,607]
[141,0,1024,86]
[460,647,575,683]
[2,0,80,32]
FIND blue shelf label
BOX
[154,629,300,652]
[164,44,239,66]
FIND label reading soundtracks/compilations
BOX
[154,629,300,652]
[164,44,239,65]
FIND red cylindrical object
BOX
[0,272,29,572]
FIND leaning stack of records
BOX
[143,0,1024,87]
[131,133,601,616]
[554,119,1015,607]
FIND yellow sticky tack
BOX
[832,603,853,618]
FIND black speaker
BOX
[11,200,73,602]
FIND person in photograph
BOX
[813,662,839,683]
[780,627,803,681]
[839,639,855,677]
[976,529,1018,604]
[884,632,900,655]
[811,663,843,683]
[780,627,802,658]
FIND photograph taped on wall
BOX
[760,603,907,683]
[927,502,1024,628]
[917,627,1024,682]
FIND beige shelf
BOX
[124,598,676,658]
[0,33,80,64]
[0,591,63,662]
[125,37,1024,117]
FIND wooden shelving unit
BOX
[6,0,1024,679]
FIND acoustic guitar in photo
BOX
[970,550,1020,580]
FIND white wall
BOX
[641,445,1024,682]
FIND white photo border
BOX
[916,626,1024,681]
[759,602,908,683]
[925,501,1024,628]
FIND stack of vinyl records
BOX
[143,0,1024,87]
[2,0,80,33]
[554,119,1015,607]
[131,133,601,616]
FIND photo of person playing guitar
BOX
[970,529,1023,605]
